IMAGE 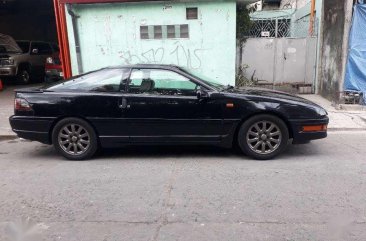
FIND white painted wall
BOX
[65,1,237,85]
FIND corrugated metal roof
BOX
[250,9,295,19]
[59,0,259,4]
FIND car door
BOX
[38,43,53,75]
[122,68,224,143]
[29,42,51,76]
[47,68,131,143]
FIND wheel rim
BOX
[22,71,29,83]
[58,124,90,156]
[246,121,282,155]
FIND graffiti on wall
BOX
[91,15,208,70]
[118,41,207,69]
[96,41,207,69]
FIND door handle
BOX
[167,100,179,105]
[119,98,130,109]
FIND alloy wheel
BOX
[58,124,90,156]
[21,70,30,83]
[246,121,282,155]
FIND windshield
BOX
[0,44,21,54]
[180,67,226,90]
[15,41,30,53]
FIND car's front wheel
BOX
[238,114,289,160]
[52,118,98,160]
[17,68,30,84]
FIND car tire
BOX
[237,114,289,160]
[52,118,98,160]
[17,68,31,84]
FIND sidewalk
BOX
[0,85,15,137]
[300,94,366,131]
[1,87,366,137]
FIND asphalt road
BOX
[0,132,365,241]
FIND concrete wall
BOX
[318,0,353,100]
[65,1,237,85]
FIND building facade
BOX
[56,0,246,85]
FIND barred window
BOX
[140,26,149,39]
[167,25,176,38]
[248,18,291,38]
[186,8,198,20]
[154,25,162,39]
[180,24,189,38]
[140,24,189,40]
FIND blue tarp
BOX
[344,4,366,104]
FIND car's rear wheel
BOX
[238,114,289,160]
[52,118,98,160]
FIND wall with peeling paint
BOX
[318,0,353,100]
[65,1,237,85]
[280,0,310,10]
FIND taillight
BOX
[15,98,32,111]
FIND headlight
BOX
[1,59,14,65]
[315,107,328,116]
[46,57,54,64]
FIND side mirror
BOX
[31,48,39,54]
[197,89,209,100]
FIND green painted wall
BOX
[65,1,237,85]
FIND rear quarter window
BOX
[16,41,30,53]
[46,68,129,93]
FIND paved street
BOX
[0,132,366,241]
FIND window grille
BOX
[186,8,198,20]
[140,24,189,40]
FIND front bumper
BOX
[9,116,56,144]
[0,66,16,77]
[45,68,63,82]
[290,116,329,144]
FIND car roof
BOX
[16,40,53,44]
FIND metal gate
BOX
[237,12,318,93]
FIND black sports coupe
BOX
[9,64,329,160]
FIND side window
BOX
[39,43,53,55]
[47,68,129,92]
[51,43,59,52]
[31,42,52,55]
[128,69,198,96]
[30,42,40,54]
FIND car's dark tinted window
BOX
[0,44,20,53]
[31,42,53,55]
[16,41,30,53]
[46,68,129,92]
[51,43,59,52]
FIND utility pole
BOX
[309,0,316,36]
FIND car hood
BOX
[0,33,22,53]
[0,54,11,58]
[225,87,320,106]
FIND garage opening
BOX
[0,0,60,86]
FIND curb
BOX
[0,135,17,141]
[327,128,366,132]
